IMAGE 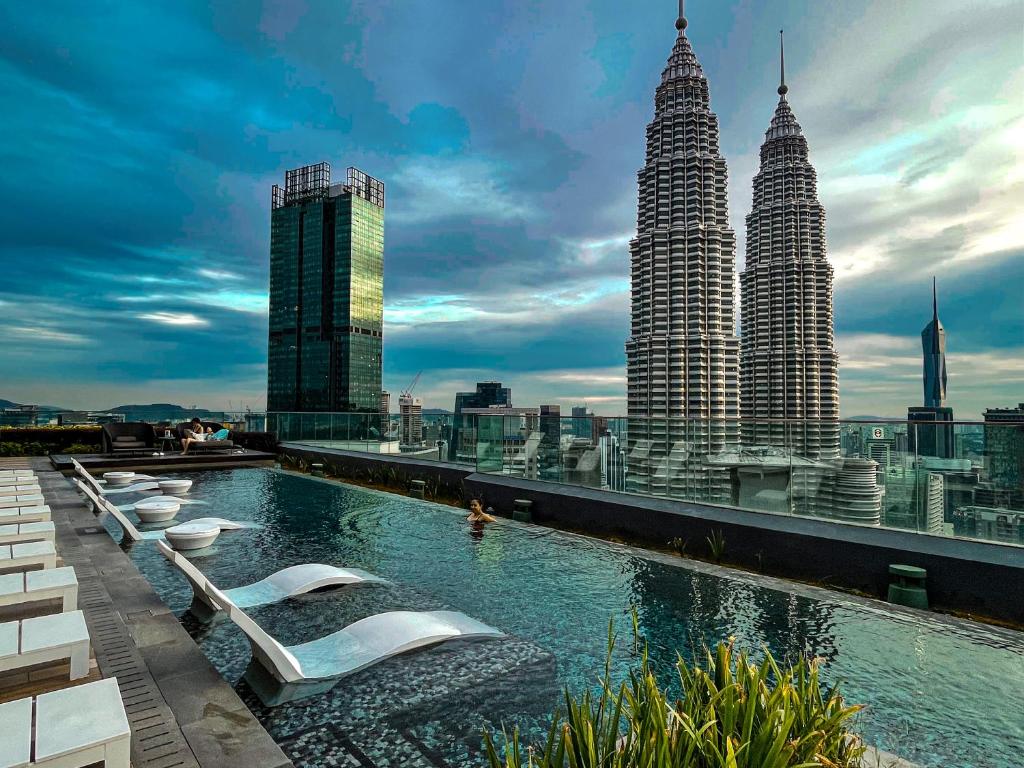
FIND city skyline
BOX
[1,1,1021,417]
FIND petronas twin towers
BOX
[626,3,839,497]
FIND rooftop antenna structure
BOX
[676,0,687,30]
[778,29,788,96]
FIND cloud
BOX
[137,312,209,327]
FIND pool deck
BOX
[51,449,277,475]
[11,457,293,768]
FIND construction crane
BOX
[401,371,422,398]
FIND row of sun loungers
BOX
[0,467,131,768]
[68,461,507,708]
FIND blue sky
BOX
[0,0,1020,417]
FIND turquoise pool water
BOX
[120,468,1024,768]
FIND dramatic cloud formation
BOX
[0,0,1019,417]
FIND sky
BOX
[0,0,1021,418]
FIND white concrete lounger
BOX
[101,481,161,495]
[204,583,505,705]
[0,677,130,768]
[0,521,56,546]
[0,494,45,509]
[0,484,41,496]
[0,542,57,573]
[156,540,385,621]
[0,505,51,525]
[0,609,90,681]
[0,566,78,613]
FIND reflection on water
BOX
[121,468,1024,768]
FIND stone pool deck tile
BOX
[38,458,294,768]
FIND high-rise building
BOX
[451,382,512,462]
[983,403,1024,507]
[625,3,740,500]
[908,279,954,458]
[399,394,423,448]
[740,31,839,460]
[571,406,593,440]
[538,405,562,480]
[380,391,391,416]
[267,163,385,413]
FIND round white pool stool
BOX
[134,499,181,523]
[158,479,193,494]
[164,521,220,550]
[103,472,135,485]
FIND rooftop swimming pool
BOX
[117,468,1024,768]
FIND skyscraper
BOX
[625,2,740,499]
[908,279,954,458]
[267,163,385,413]
[450,382,512,462]
[739,31,839,460]
[399,394,423,448]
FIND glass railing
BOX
[268,411,1024,547]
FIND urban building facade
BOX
[267,163,385,413]
[451,382,512,462]
[739,32,839,460]
[625,6,740,500]
[983,403,1024,508]
[399,394,423,448]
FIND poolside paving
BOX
[33,457,292,768]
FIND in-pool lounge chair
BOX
[156,539,385,622]
[0,677,130,768]
[0,541,57,574]
[203,582,505,705]
[0,610,90,681]
[0,566,78,614]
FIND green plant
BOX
[484,619,865,768]
[669,537,688,556]
[707,529,726,562]
[61,443,98,454]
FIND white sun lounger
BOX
[0,567,78,613]
[0,494,45,509]
[0,521,56,546]
[203,583,505,705]
[0,542,57,574]
[0,484,41,496]
[0,505,51,525]
[0,609,90,681]
[156,539,385,621]
[0,677,130,768]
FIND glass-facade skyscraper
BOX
[267,163,385,412]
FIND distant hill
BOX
[422,408,452,415]
[105,404,218,420]
[0,399,17,409]
[847,415,903,422]
[0,399,69,412]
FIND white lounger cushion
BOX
[0,541,57,572]
[0,484,41,496]
[0,566,78,612]
[0,521,56,546]
[0,677,130,768]
[205,583,504,684]
[0,505,51,524]
[0,609,90,681]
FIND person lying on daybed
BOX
[181,419,230,454]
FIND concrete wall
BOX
[280,444,1024,626]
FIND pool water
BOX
[120,468,1024,768]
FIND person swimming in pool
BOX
[467,499,496,523]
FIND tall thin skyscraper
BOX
[922,277,947,408]
[740,31,839,460]
[909,279,953,458]
[267,163,385,413]
[625,1,740,499]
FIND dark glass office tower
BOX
[267,163,385,412]
[908,279,954,458]
[450,382,511,462]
